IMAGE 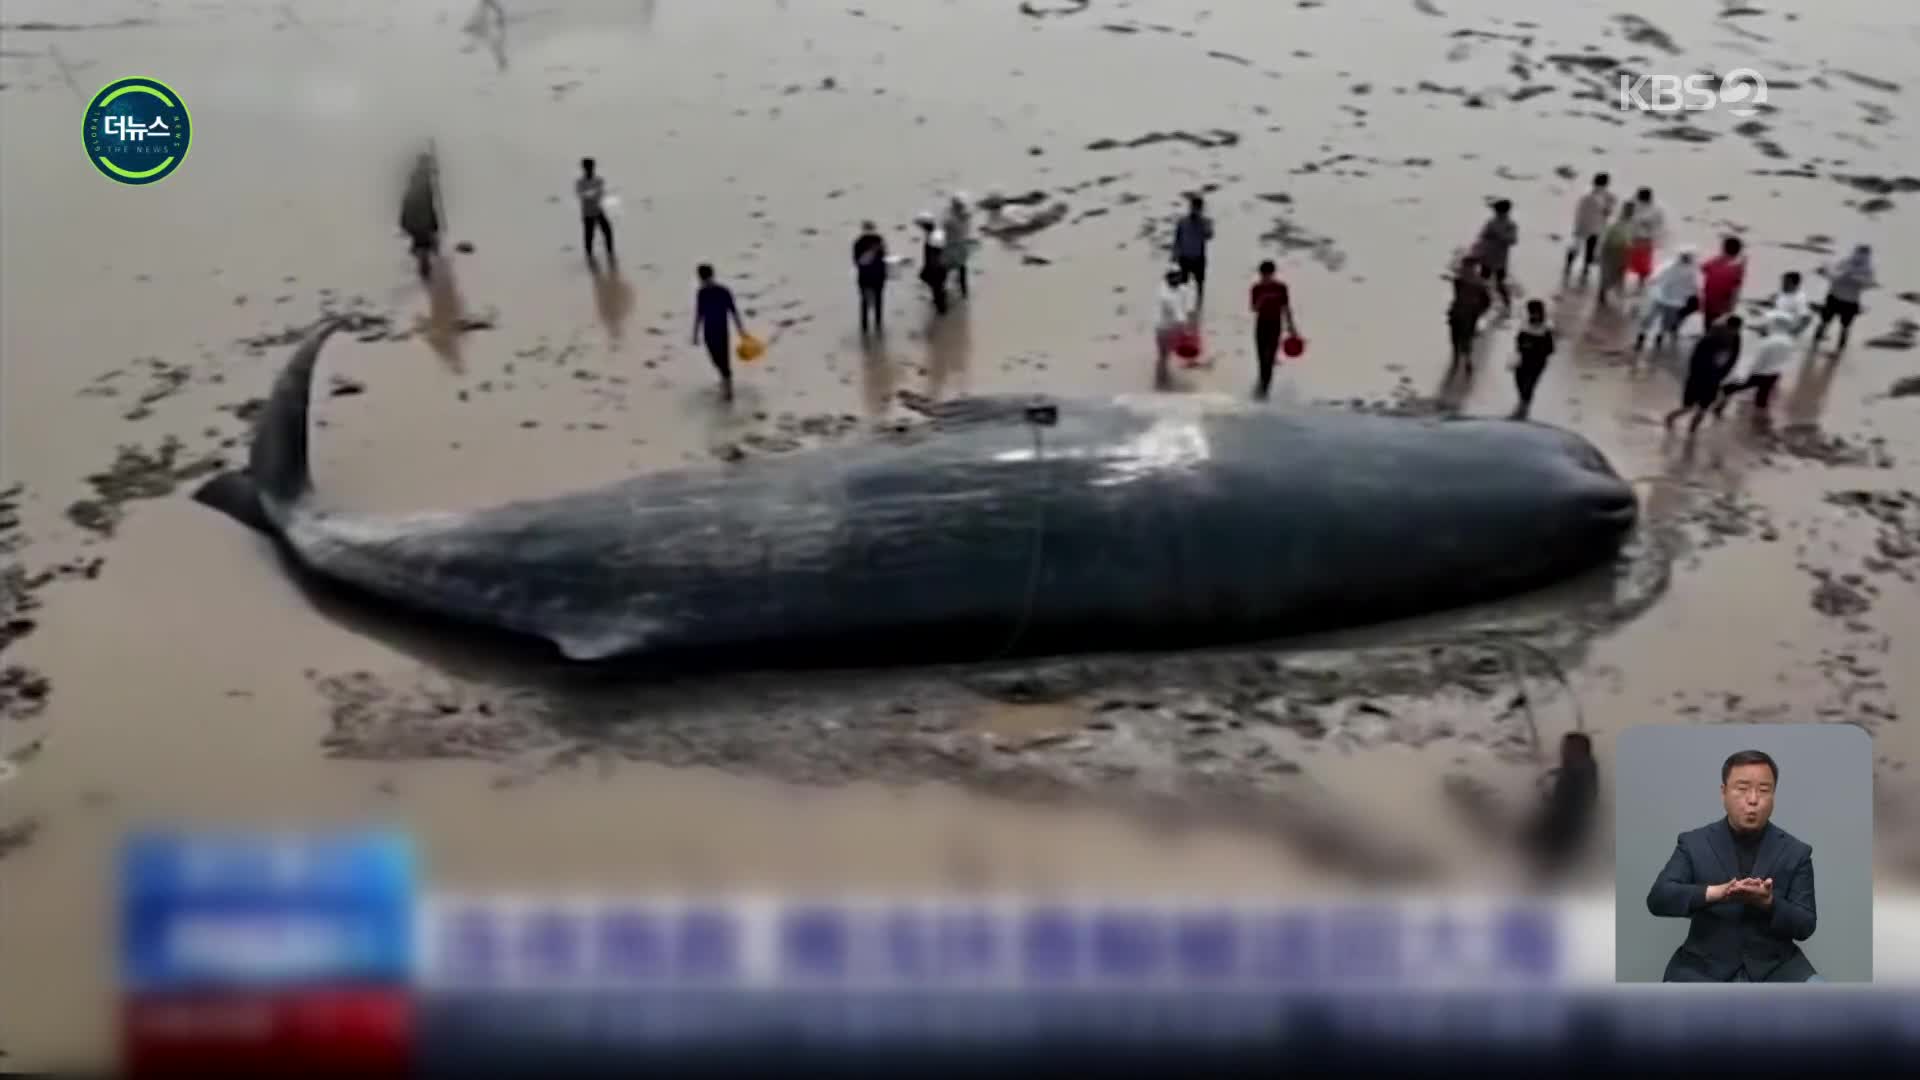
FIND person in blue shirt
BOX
[1172,194,1214,308]
[691,264,748,402]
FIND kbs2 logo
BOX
[1617,69,1769,118]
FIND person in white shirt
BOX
[1633,245,1699,354]
[1768,271,1814,342]
[943,193,975,300]
[1563,172,1616,284]
[1155,266,1194,381]
[1626,187,1666,289]
[1715,310,1796,424]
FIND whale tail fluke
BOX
[191,470,275,535]
[193,317,343,533]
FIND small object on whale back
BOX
[1024,403,1059,426]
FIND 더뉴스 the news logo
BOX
[1617,68,1768,117]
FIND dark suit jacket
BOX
[1645,819,1818,982]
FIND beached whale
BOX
[193,320,1638,665]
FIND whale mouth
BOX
[1548,432,1638,535]
[1562,437,1617,478]
[1586,485,1640,534]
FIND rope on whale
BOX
[986,403,1060,663]
[961,472,1687,760]
[1372,472,1694,754]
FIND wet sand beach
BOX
[2,0,1918,1066]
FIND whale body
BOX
[193,321,1639,665]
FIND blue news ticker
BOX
[119,829,417,992]
[415,896,1566,990]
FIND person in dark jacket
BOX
[1645,749,1821,983]
[853,221,888,337]
[576,157,615,266]
[1523,732,1599,881]
[915,212,949,316]
[1664,315,1743,436]
[691,264,748,402]
[1447,255,1492,376]
[399,151,441,282]
[1509,298,1555,420]
[1472,198,1519,316]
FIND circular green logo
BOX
[84,77,191,185]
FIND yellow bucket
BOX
[735,334,766,362]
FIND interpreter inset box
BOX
[1614,724,1872,983]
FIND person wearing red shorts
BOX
[1625,186,1666,288]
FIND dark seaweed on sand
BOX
[1085,130,1240,152]
[1016,0,1090,17]
[1614,14,1681,55]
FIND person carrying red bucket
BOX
[1249,259,1305,400]
[1155,266,1197,384]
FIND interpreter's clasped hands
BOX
[1707,877,1774,907]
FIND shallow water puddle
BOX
[973,701,1087,750]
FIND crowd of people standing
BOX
[1441,171,1881,439]
[395,149,1883,432]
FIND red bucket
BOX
[1281,334,1306,359]
[1172,328,1203,361]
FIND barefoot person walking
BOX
[1510,299,1556,420]
[1594,202,1636,309]
[1715,311,1795,428]
[1472,199,1519,317]
[852,220,888,337]
[1248,260,1298,401]
[1634,245,1698,355]
[576,157,615,266]
[1155,266,1193,385]
[399,151,442,282]
[1563,173,1615,285]
[1172,194,1214,309]
[1769,270,1814,342]
[691,263,749,402]
[1811,243,1877,355]
[943,194,975,301]
[1680,236,1748,336]
[915,212,950,316]
[1446,254,1493,376]
[1665,315,1743,437]
[1626,187,1666,291]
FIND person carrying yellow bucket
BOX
[692,263,752,402]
